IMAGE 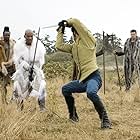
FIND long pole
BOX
[103,31,106,94]
[29,27,40,82]
[111,35,122,90]
[32,27,40,67]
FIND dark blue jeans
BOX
[62,70,102,103]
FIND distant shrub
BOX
[44,61,73,79]
[45,51,72,63]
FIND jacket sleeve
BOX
[123,38,129,53]
[115,42,126,56]
[96,49,104,57]
[67,18,96,49]
[116,51,125,56]
[55,27,73,53]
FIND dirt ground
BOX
[0,76,140,140]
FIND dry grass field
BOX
[0,70,140,140]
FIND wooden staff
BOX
[111,34,122,90]
[103,31,106,94]
[28,27,40,93]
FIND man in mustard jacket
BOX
[55,18,111,129]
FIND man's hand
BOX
[112,50,117,55]
[57,20,68,33]
[1,62,7,66]
[29,67,34,82]
[22,61,30,71]
[58,20,68,27]
[1,61,12,67]
[1,64,8,76]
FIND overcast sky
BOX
[0,0,140,44]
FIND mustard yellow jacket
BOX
[55,18,98,82]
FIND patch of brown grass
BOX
[0,74,140,140]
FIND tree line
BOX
[38,32,123,54]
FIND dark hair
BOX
[130,29,137,33]
[3,26,10,34]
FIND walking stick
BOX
[28,27,40,93]
[103,31,106,94]
[111,35,122,90]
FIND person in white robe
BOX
[12,29,46,111]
